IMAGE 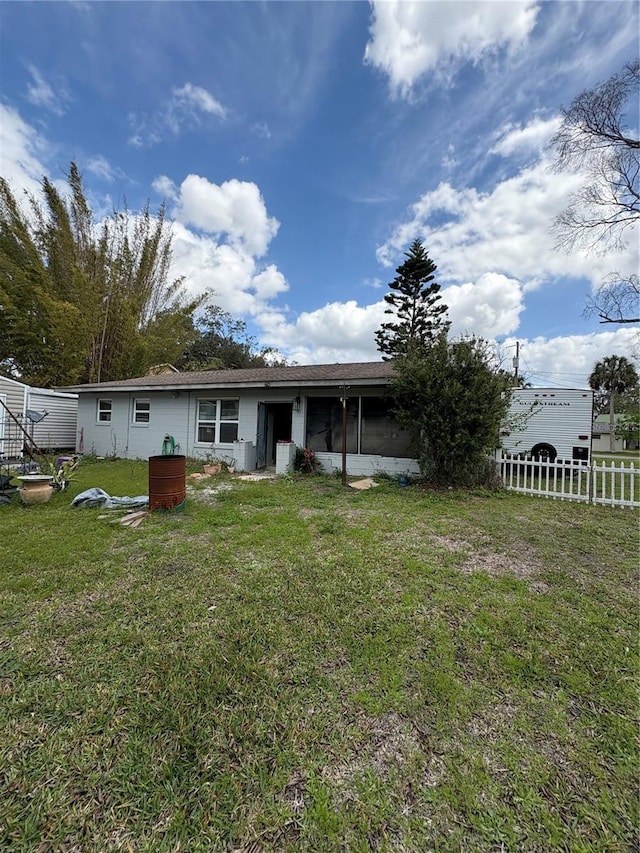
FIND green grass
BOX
[1,459,638,851]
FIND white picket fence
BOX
[497,453,639,509]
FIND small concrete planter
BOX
[16,474,54,505]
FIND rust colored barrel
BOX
[148,455,186,511]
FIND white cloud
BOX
[252,287,637,385]
[255,300,387,365]
[169,83,226,126]
[443,273,524,338]
[174,174,280,257]
[128,82,226,147]
[491,115,562,157]
[251,122,272,140]
[254,272,524,365]
[170,225,259,316]
[25,64,70,115]
[0,103,50,199]
[165,175,288,321]
[364,0,539,96]
[85,155,123,183]
[377,158,639,289]
[152,174,179,200]
[503,328,639,387]
[251,266,288,300]
[0,103,289,334]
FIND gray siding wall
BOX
[0,377,28,457]
[79,389,280,460]
[28,390,78,450]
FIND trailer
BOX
[500,388,593,462]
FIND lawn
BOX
[1,458,638,852]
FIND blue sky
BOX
[1,0,638,386]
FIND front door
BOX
[256,402,293,468]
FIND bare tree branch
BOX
[550,61,639,324]
[584,273,640,324]
[550,61,639,253]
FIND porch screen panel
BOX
[360,397,413,458]
[305,397,357,453]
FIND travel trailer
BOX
[500,388,594,463]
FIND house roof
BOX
[60,361,396,393]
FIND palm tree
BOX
[589,355,639,451]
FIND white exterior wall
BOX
[79,389,297,462]
[313,452,420,477]
[591,431,625,453]
[76,383,419,476]
[28,389,78,450]
[501,388,593,461]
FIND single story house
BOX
[64,362,420,477]
[0,375,78,458]
[592,414,637,452]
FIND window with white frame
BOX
[197,399,239,444]
[97,399,112,423]
[133,398,150,425]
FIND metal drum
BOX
[148,455,186,511]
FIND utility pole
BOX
[513,341,520,386]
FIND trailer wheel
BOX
[531,443,557,462]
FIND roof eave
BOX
[67,376,392,394]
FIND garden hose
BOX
[161,434,176,456]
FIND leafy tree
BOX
[389,334,512,487]
[549,60,639,323]
[589,355,639,451]
[0,178,85,385]
[0,163,203,386]
[375,239,449,359]
[176,305,286,371]
[618,414,640,449]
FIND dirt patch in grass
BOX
[429,534,470,552]
[324,712,423,796]
[283,769,307,814]
[187,482,235,503]
[466,693,574,779]
[340,508,369,526]
[459,543,548,589]
[391,528,550,590]
[460,550,540,578]
[45,588,112,621]
[298,507,322,519]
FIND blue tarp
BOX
[71,488,149,510]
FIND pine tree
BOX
[375,239,449,359]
